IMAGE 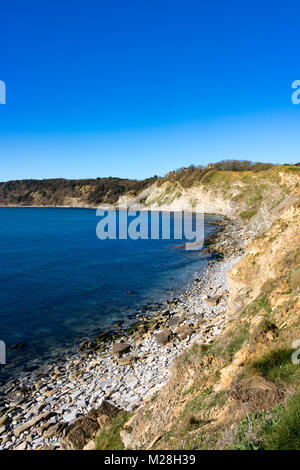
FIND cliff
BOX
[1,166,299,229]
[92,166,300,450]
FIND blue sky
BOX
[0,0,299,181]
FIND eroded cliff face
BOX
[108,172,300,451]
[129,167,300,225]
[227,203,300,318]
[2,166,298,223]
[140,182,238,216]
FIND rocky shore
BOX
[0,218,252,450]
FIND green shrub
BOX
[240,207,259,220]
[248,348,300,385]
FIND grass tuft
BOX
[264,391,300,450]
[248,347,300,385]
[95,411,132,450]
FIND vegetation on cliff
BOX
[93,186,300,450]
[1,162,299,215]
[0,176,157,206]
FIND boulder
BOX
[168,317,184,328]
[94,331,111,344]
[78,339,95,352]
[112,342,131,358]
[205,295,222,306]
[117,355,138,366]
[154,328,173,346]
[61,401,119,450]
[175,324,194,340]
[44,422,66,439]
[14,412,52,437]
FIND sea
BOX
[0,207,220,379]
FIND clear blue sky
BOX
[0,0,300,181]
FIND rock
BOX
[226,294,248,318]
[117,355,138,366]
[205,296,222,306]
[14,441,27,450]
[94,331,111,344]
[0,415,8,427]
[120,429,133,449]
[0,434,10,443]
[96,399,120,428]
[63,410,79,423]
[83,439,95,450]
[112,342,131,358]
[61,401,119,450]
[168,317,183,328]
[194,314,205,326]
[69,371,82,381]
[203,325,213,333]
[44,422,66,439]
[212,326,221,335]
[14,412,52,437]
[194,313,204,322]
[214,345,251,391]
[78,340,90,352]
[154,328,173,346]
[175,325,194,340]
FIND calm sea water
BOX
[0,207,219,377]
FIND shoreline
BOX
[0,205,224,218]
[0,217,248,450]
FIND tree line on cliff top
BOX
[0,160,298,206]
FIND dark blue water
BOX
[0,208,219,377]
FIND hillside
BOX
[0,176,157,207]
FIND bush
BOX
[248,348,300,385]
